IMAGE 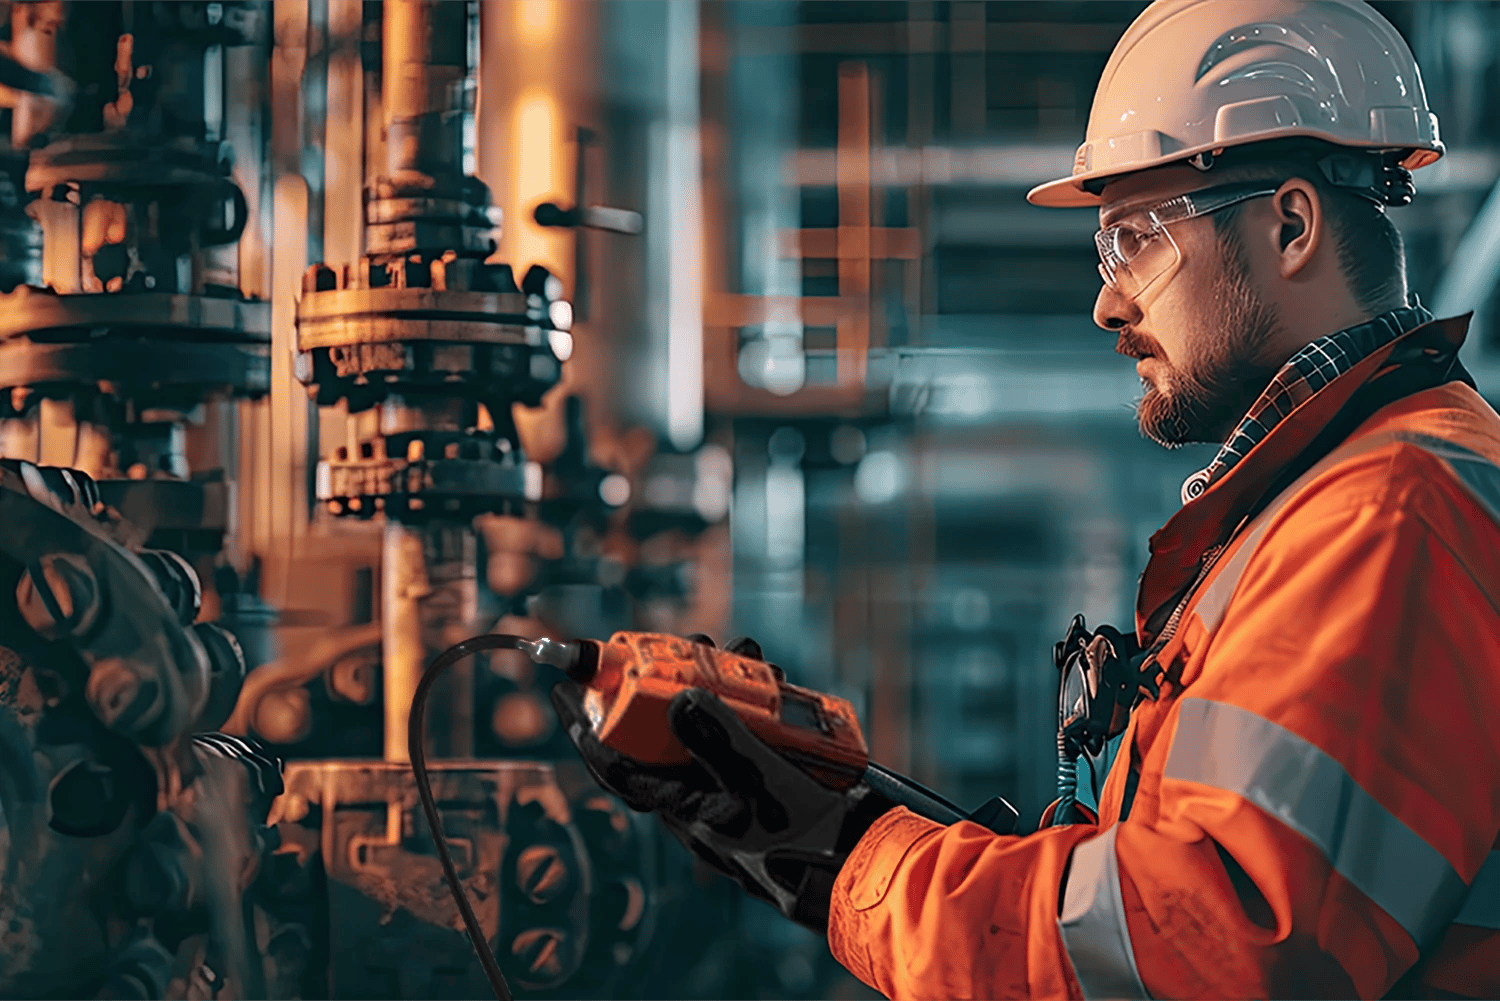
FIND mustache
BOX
[1116,329,1163,360]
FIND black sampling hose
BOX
[409,633,529,1001]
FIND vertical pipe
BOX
[665,0,703,450]
[424,525,477,758]
[270,0,312,607]
[383,521,477,762]
[476,0,593,288]
[229,8,273,564]
[382,521,424,763]
[697,0,738,411]
[37,396,77,468]
[727,1,800,403]
[34,197,81,293]
[950,1,987,139]
[476,0,600,460]
[836,64,871,389]
[317,0,364,484]
[324,0,365,268]
[383,0,467,183]
[11,0,63,147]
[908,1,936,339]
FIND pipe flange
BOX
[296,286,564,406]
[0,288,271,342]
[297,340,559,411]
[295,287,536,346]
[317,430,540,520]
[26,133,233,193]
[366,173,490,205]
[295,259,568,406]
[0,340,270,399]
[318,457,539,522]
[366,197,501,228]
[0,288,272,396]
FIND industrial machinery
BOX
[0,1,626,996]
[0,456,288,999]
[0,3,305,997]
[0,0,268,575]
[0,2,739,998]
[275,2,662,996]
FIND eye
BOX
[1112,224,1160,261]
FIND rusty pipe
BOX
[382,0,468,184]
[220,621,384,737]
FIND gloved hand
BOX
[551,635,896,934]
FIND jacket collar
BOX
[1179,302,1433,504]
[1135,311,1473,643]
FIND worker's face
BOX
[1093,166,1283,447]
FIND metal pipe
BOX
[382,521,423,763]
[382,519,477,762]
[381,393,478,763]
[382,0,468,184]
[11,0,63,148]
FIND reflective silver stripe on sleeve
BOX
[1454,851,1500,930]
[1058,825,1151,1000]
[1165,698,1470,948]
[1397,432,1500,526]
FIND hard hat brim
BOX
[1026,174,1101,209]
[1026,133,1444,209]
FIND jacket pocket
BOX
[845,809,946,911]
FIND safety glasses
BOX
[1095,181,1282,302]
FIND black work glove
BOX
[550,635,895,934]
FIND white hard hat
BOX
[1028,0,1444,208]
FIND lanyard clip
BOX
[1055,615,1152,758]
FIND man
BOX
[554,1,1500,996]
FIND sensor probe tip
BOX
[522,637,600,684]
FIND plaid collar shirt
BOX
[1180,300,1435,505]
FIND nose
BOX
[1093,280,1140,333]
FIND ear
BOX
[1268,177,1324,281]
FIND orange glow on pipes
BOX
[516,0,557,45]
[512,85,566,276]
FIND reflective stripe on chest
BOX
[1113,427,1500,827]
[1068,425,1500,1000]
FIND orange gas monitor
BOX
[550,632,869,789]
[409,631,1019,1001]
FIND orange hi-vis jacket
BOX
[827,315,1500,1000]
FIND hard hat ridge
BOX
[1029,0,1444,207]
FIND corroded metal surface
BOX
[0,464,292,1000]
[280,759,594,997]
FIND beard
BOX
[1128,241,1283,447]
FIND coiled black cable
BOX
[1053,728,1079,827]
[410,633,531,1001]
